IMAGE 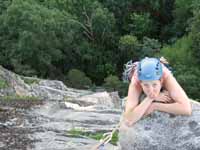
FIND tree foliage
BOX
[0,0,200,98]
[67,69,92,89]
[0,0,79,78]
[160,36,200,99]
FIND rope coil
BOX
[91,123,121,150]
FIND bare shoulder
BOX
[164,74,188,102]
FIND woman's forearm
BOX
[124,97,153,125]
[154,102,192,115]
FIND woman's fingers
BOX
[154,91,174,103]
[164,95,174,103]
[157,95,173,103]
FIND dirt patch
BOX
[0,99,43,150]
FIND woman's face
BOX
[140,80,162,99]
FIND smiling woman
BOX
[123,57,192,126]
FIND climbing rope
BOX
[90,122,121,150]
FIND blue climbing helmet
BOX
[138,57,163,81]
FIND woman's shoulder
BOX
[162,64,172,80]
[161,64,174,87]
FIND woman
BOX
[124,57,192,126]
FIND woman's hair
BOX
[122,60,138,82]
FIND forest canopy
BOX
[0,0,200,99]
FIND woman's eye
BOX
[153,84,157,87]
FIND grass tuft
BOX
[68,128,118,145]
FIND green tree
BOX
[67,69,92,89]
[160,36,194,66]
[189,2,200,66]
[0,0,12,15]
[128,12,154,39]
[175,67,200,99]
[37,0,118,84]
[0,0,79,78]
[141,37,161,58]
[102,0,175,40]
[103,75,121,91]
[103,75,129,97]
[160,36,200,99]
[118,35,140,63]
[54,0,117,46]
[172,0,194,38]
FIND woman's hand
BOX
[154,90,174,103]
[143,103,156,116]
[124,97,154,125]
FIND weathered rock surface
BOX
[0,65,31,97]
[0,65,121,109]
[0,65,122,150]
[66,91,121,109]
[2,65,200,150]
[29,101,121,150]
[119,100,200,150]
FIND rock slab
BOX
[119,100,200,150]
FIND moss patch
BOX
[0,77,8,89]
[0,95,41,101]
[68,128,118,145]
[21,76,40,85]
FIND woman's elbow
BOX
[183,102,192,116]
[186,107,192,116]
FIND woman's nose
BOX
[148,86,153,93]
